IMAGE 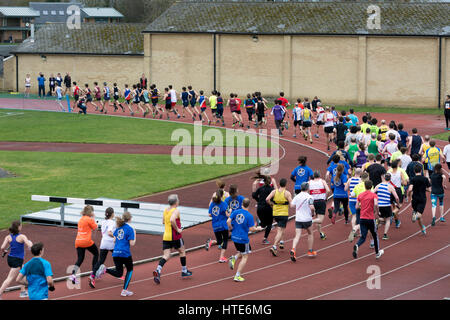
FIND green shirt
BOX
[209,95,217,109]
[348,144,359,164]
[370,125,380,136]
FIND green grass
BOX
[432,131,450,141]
[0,109,273,147]
[0,151,268,229]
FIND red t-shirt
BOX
[236,98,242,112]
[278,97,289,107]
[357,191,378,220]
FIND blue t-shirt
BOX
[272,105,284,121]
[291,165,314,190]
[399,130,409,147]
[181,91,189,104]
[208,201,229,232]
[230,209,255,244]
[348,114,359,126]
[327,161,350,181]
[224,195,245,213]
[37,76,45,86]
[20,257,53,300]
[112,223,135,258]
[332,174,348,198]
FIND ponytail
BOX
[116,212,132,228]
[9,221,21,235]
[105,207,114,219]
[229,184,238,199]
[334,164,344,185]
[213,189,224,204]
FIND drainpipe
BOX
[213,33,217,92]
[16,55,19,93]
[438,36,442,109]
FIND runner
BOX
[225,185,245,214]
[16,243,54,301]
[255,96,268,128]
[331,164,350,224]
[244,94,255,129]
[76,97,87,115]
[56,73,63,88]
[24,74,31,98]
[387,159,409,229]
[93,82,102,111]
[374,173,399,240]
[205,189,229,263]
[209,91,218,123]
[367,133,380,157]
[55,83,65,112]
[198,90,211,125]
[301,106,313,144]
[210,179,231,204]
[112,83,125,113]
[132,84,145,116]
[419,135,431,176]
[123,84,134,115]
[290,156,314,195]
[379,120,389,142]
[309,171,331,241]
[141,85,151,117]
[445,95,450,130]
[72,81,81,105]
[323,106,336,151]
[227,199,262,282]
[422,140,444,177]
[151,84,164,119]
[188,86,200,119]
[101,82,111,114]
[345,168,362,240]
[315,102,325,138]
[181,87,195,120]
[346,137,359,169]
[0,221,33,299]
[153,195,192,284]
[430,164,447,225]
[311,96,321,112]
[353,142,369,169]
[408,128,423,157]
[90,208,116,289]
[407,165,431,235]
[97,212,136,297]
[169,85,180,118]
[353,180,384,259]
[398,123,409,148]
[83,83,95,111]
[216,92,225,126]
[366,154,387,187]
[444,136,450,174]
[271,100,285,136]
[290,182,317,262]
[228,93,241,128]
[69,205,99,286]
[348,109,359,127]
[266,179,293,257]
[382,133,399,167]
[252,176,275,244]
[292,100,303,138]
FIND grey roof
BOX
[82,7,124,18]
[29,2,83,24]
[12,23,145,55]
[0,7,40,17]
[144,1,450,36]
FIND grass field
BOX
[0,109,272,147]
[432,131,450,141]
[0,151,267,229]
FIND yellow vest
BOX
[273,189,289,217]
[163,208,176,241]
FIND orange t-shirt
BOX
[75,216,97,248]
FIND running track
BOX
[0,99,449,300]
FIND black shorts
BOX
[379,206,393,219]
[86,96,93,102]
[165,103,172,110]
[96,97,102,102]
[7,256,23,269]
[74,95,79,101]
[104,96,110,101]
[162,238,184,250]
[114,95,119,101]
[234,242,251,255]
[412,199,426,214]
[125,99,131,105]
[316,121,324,126]
[182,101,189,108]
[313,199,327,215]
[214,230,229,250]
[303,121,312,128]
[233,110,241,115]
[324,126,334,134]
[152,99,158,106]
[295,221,312,229]
[257,113,264,122]
[391,187,404,204]
[294,120,302,127]
[274,216,289,228]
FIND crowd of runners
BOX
[1,78,449,299]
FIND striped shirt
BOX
[348,177,361,203]
[377,183,392,207]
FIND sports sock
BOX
[180,256,186,267]
[235,272,240,277]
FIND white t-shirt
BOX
[100,219,116,250]
[324,113,335,127]
[170,89,177,103]
[386,129,401,142]
[292,192,314,222]
[443,144,450,162]
[400,154,412,171]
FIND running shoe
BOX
[234,275,245,282]
[279,241,285,249]
[310,139,313,144]
[218,243,222,250]
[19,291,28,298]
[88,274,96,289]
[153,270,161,284]
[431,217,436,227]
[219,257,228,263]
[290,249,297,262]
[320,232,327,241]
[376,249,384,259]
[395,220,401,229]
[352,244,359,259]
[208,120,212,125]
[370,241,375,249]
[331,214,336,225]
[262,239,270,245]
[120,276,125,280]
[284,122,289,130]
[69,274,78,285]
[205,238,212,251]
[121,290,134,297]
[314,134,319,139]
[131,112,134,116]
[177,114,181,119]
[421,226,427,235]
[382,234,389,240]
[412,211,417,223]
[345,219,349,225]
[228,256,236,270]
[307,250,317,258]
[95,264,106,279]
[440,217,446,222]
[270,247,278,257]
[348,230,356,242]
[293,134,297,138]
[328,208,333,219]
[182,270,193,278]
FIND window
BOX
[59,11,65,15]
[51,11,56,15]
[43,10,48,15]
[23,17,31,23]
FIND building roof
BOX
[0,7,40,18]
[82,7,124,19]
[29,2,83,24]
[143,1,450,36]
[12,23,145,56]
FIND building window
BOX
[23,17,31,23]
[59,11,65,15]
[43,10,48,15]
[51,11,56,15]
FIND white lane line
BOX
[385,273,450,300]
[308,245,449,300]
